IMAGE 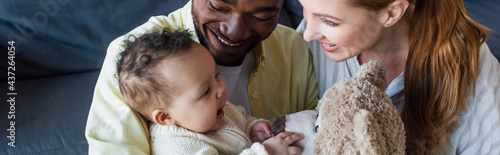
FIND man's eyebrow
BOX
[217,0,279,12]
[256,6,280,12]
[220,0,237,6]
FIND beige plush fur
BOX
[314,60,406,155]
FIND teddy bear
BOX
[272,60,406,155]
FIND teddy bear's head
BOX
[272,60,405,155]
[314,60,405,155]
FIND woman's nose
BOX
[302,21,322,42]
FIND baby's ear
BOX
[152,109,175,126]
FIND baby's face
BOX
[159,42,228,133]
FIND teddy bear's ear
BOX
[358,60,387,90]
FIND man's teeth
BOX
[218,36,240,47]
[323,43,336,47]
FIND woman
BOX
[296,0,500,154]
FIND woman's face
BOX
[299,0,384,62]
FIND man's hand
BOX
[262,132,304,155]
[250,121,272,143]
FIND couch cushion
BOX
[0,71,99,155]
[464,0,500,60]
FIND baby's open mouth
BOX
[217,108,224,119]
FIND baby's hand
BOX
[262,132,304,155]
[250,121,272,143]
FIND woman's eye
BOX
[321,17,339,27]
[208,0,229,12]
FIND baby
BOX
[117,28,303,154]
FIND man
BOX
[85,0,318,154]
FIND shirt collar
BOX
[184,1,200,43]
[385,72,404,97]
[251,43,264,73]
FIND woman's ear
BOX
[379,0,410,27]
[151,109,175,126]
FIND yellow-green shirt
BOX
[85,1,318,154]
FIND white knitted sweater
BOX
[150,102,269,155]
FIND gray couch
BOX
[0,0,498,154]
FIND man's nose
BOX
[220,14,251,42]
[302,21,322,42]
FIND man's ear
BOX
[379,0,410,27]
[151,109,175,126]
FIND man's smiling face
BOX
[192,0,283,66]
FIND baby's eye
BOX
[315,125,319,133]
[204,88,210,96]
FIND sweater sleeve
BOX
[239,143,269,155]
[151,124,269,155]
[153,136,224,155]
[153,137,268,155]
[225,102,271,141]
[245,115,271,136]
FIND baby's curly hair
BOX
[117,28,192,121]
